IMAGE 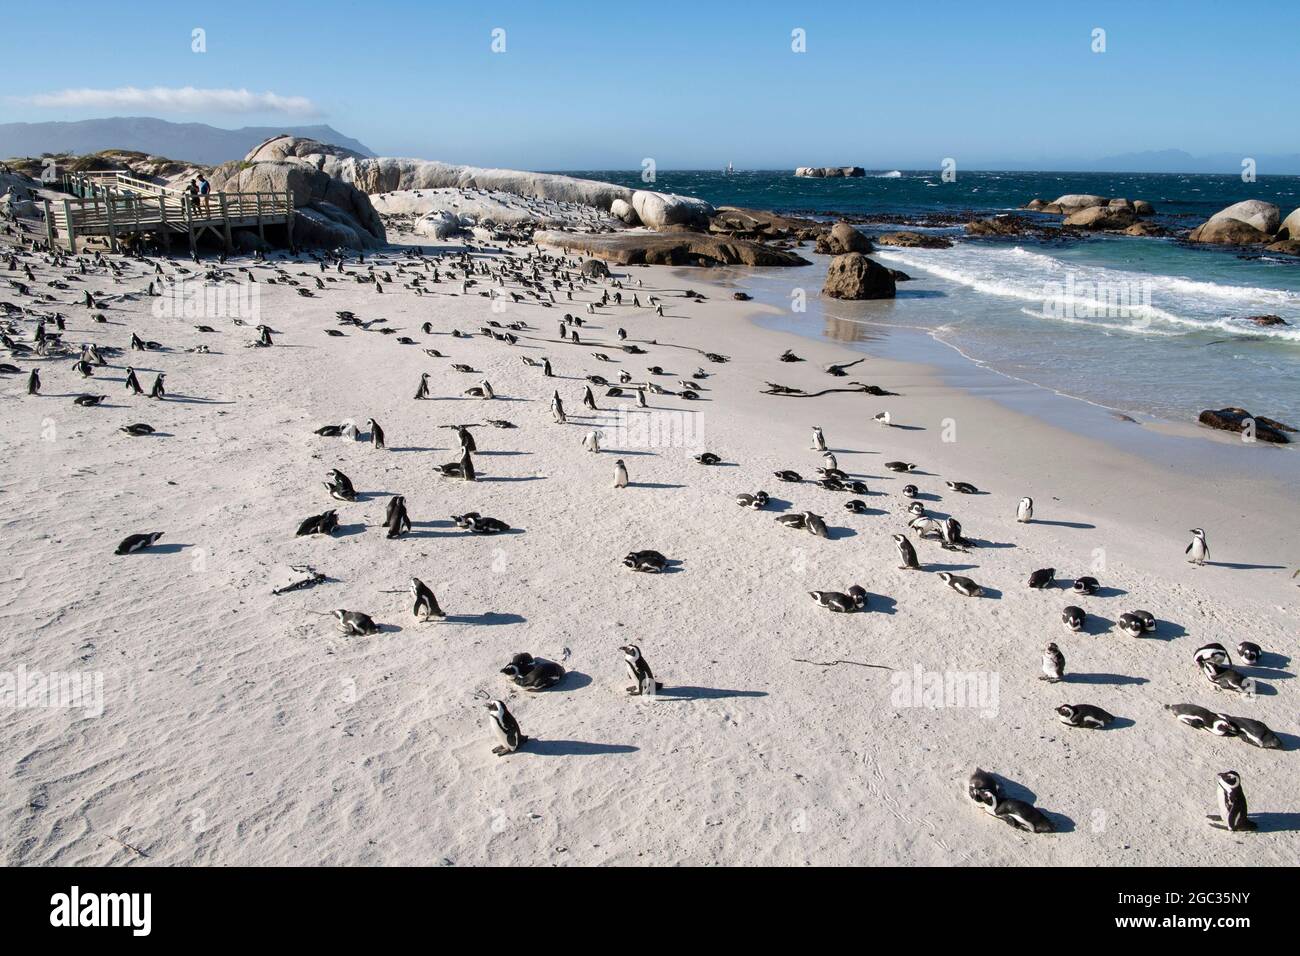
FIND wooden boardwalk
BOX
[46,171,294,255]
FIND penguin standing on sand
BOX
[1212,771,1254,831]
[414,372,431,400]
[1017,497,1033,523]
[485,699,528,756]
[1040,643,1065,682]
[149,373,166,399]
[410,577,444,621]
[1186,528,1209,566]
[892,533,919,570]
[583,430,601,452]
[583,385,598,410]
[26,368,39,395]
[367,418,385,449]
[613,459,628,488]
[125,367,142,394]
[385,495,411,539]
[551,390,566,424]
[620,644,663,696]
[811,426,827,451]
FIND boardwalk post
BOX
[256,193,265,245]
[62,199,76,253]
[185,196,196,257]
[219,193,233,253]
[158,196,171,254]
[285,189,295,252]
[42,199,54,249]
[104,187,119,253]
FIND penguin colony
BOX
[2,195,1291,852]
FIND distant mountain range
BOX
[961,150,1300,176]
[0,117,375,165]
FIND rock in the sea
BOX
[1198,407,1295,444]
[1240,314,1289,326]
[1133,199,1156,216]
[533,230,809,267]
[1207,200,1280,235]
[1064,205,1138,230]
[795,166,865,178]
[875,231,953,249]
[580,258,611,278]
[630,190,714,230]
[1265,238,1300,256]
[816,221,873,255]
[1277,207,1300,239]
[966,215,1037,237]
[1052,194,1109,209]
[822,253,896,300]
[709,207,824,242]
[1123,221,1167,237]
[1187,217,1273,245]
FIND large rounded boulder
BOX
[1206,200,1280,234]
[816,221,873,255]
[630,190,714,230]
[1276,207,1300,240]
[822,253,896,300]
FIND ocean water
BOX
[561,170,1300,429]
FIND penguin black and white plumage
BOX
[485,699,528,755]
[901,484,919,498]
[623,550,668,573]
[1193,643,1231,668]
[1017,497,1033,523]
[884,461,914,473]
[938,572,982,597]
[385,495,411,539]
[774,470,802,483]
[1040,643,1065,682]
[1070,576,1099,596]
[501,656,566,691]
[844,499,868,514]
[410,577,444,621]
[414,372,431,400]
[909,515,942,539]
[551,390,566,424]
[1201,661,1251,694]
[1236,641,1262,666]
[967,768,1001,810]
[802,511,829,539]
[296,509,339,536]
[694,452,721,465]
[1117,613,1146,638]
[114,531,163,555]
[613,459,628,488]
[149,373,166,399]
[334,609,379,636]
[1027,568,1056,589]
[120,423,155,436]
[946,480,978,494]
[1220,715,1283,750]
[808,586,867,612]
[582,430,601,453]
[463,379,494,399]
[1185,528,1209,565]
[74,394,106,407]
[810,426,827,451]
[1055,703,1115,729]
[324,469,356,502]
[26,368,39,394]
[1165,704,1237,737]
[893,533,920,570]
[775,513,807,531]
[619,644,663,696]
[367,418,385,450]
[1212,771,1254,831]
[941,517,968,549]
[1131,609,1156,632]
[736,491,769,510]
[975,791,1054,833]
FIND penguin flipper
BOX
[1185,542,1193,553]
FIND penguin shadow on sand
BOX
[924,562,978,574]
[1061,671,1148,687]
[479,474,547,484]
[645,685,768,703]
[1204,560,1288,571]
[1087,584,1128,598]
[441,611,527,626]
[627,480,686,490]
[1240,662,1295,682]
[126,542,192,555]
[824,524,858,541]
[986,773,1076,833]
[1026,519,1096,530]
[763,497,795,512]
[1078,614,1115,636]
[524,738,640,758]
[865,593,898,615]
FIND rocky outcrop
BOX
[815,222,873,255]
[1024,194,1156,217]
[580,258,610,278]
[708,206,825,242]
[966,215,1045,237]
[1277,207,1300,239]
[1198,407,1295,444]
[1124,221,1167,237]
[795,166,865,178]
[1187,217,1273,245]
[1064,205,1138,230]
[875,231,953,249]
[610,198,638,225]
[1265,238,1300,256]
[1239,314,1289,327]
[208,155,386,249]
[822,253,896,300]
[631,190,714,230]
[533,230,810,267]
[1207,200,1280,234]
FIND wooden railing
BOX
[49,171,295,253]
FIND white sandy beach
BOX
[1,220,1296,867]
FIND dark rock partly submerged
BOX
[822,253,896,300]
[533,230,810,267]
[1198,407,1295,444]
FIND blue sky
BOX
[4,0,1298,170]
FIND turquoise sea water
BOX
[561,170,1300,429]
